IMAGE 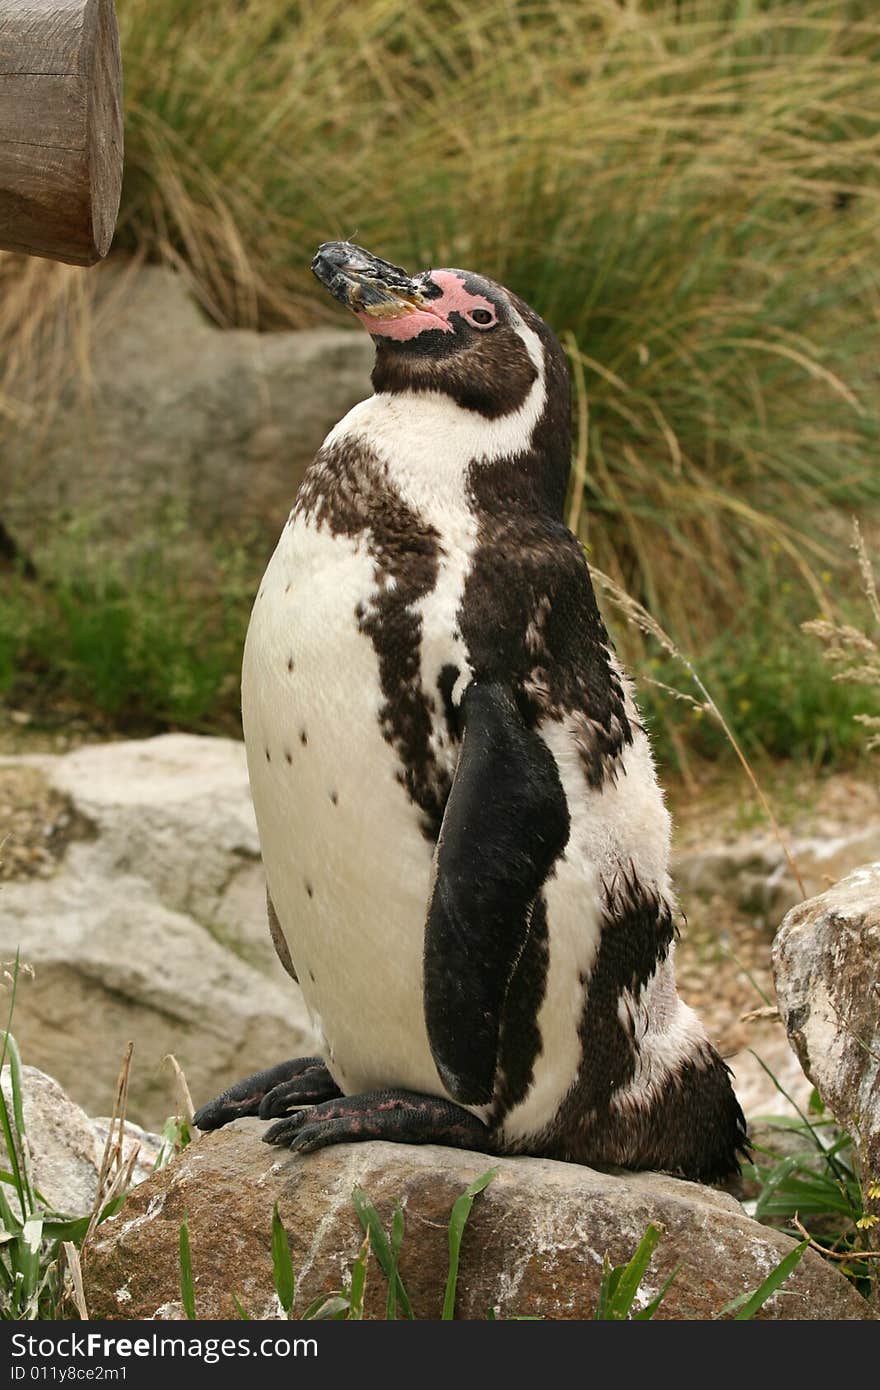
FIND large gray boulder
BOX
[81,1122,873,1320]
[3,260,373,546]
[0,1065,161,1216]
[0,735,315,1128]
[773,864,880,1211]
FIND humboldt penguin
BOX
[194,241,747,1181]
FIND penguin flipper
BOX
[424,681,570,1107]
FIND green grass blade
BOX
[0,1177,22,1236]
[40,1190,128,1246]
[0,1000,33,1223]
[232,1294,252,1319]
[4,1034,30,1182]
[747,1054,846,1177]
[41,1215,90,1243]
[0,951,21,1076]
[154,1116,192,1172]
[719,1241,808,1320]
[0,1052,27,1225]
[632,1263,681,1320]
[271,1202,295,1317]
[442,1168,498,1321]
[179,1215,196,1320]
[753,1155,802,1220]
[351,1187,414,1320]
[594,1223,663,1320]
[11,1216,42,1309]
[593,1255,615,1320]
[347,1229,370,1320]
[385,1205,404,1320]
[302,1294,350,1320]
[0,1174,51,1211]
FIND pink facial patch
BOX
[355,305,454,340]
[355,270,497,341]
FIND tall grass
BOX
[0,514,255,733]
[1,1,879,759]
[803,521,880,752]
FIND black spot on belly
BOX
[287,656,294,672]
[305,881,313,899]
[330,790,338,805]
[284,749,292,764]
[265,748,271,762]
[308,969,316,984]
[300,730,308,746]
[297,438,452,841]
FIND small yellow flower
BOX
[855,1214,879,1230]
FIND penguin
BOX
[194,240,748,1182]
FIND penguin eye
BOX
[468,308,495,328]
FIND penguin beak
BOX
[311,241,429,320]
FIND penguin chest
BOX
[241,513,457,1098]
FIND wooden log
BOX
[0,0,123,266]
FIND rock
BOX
[4,260,373,547]
[674,824,880,929]
[81,1123,872,1320]
[0,735,316,1128]
[722,1034,813,1121]
[773,864,880,1208]
[0,764,93,882]
[0,1065,161,1216]
[671,776,880,1121]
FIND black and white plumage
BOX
[194,242,747,1181]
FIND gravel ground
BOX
[669,765,880,1113]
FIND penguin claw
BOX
[262,1089,495,1154]
[258,1066,342,1119]
[269,1118,349,1155]
[194,1057,338,1131]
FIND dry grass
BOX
[803,521,880,751]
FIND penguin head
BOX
[311,240,569,425]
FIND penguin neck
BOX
[322,327,565,531]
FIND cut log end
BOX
[0,0,124,266]
[86,0,124,263]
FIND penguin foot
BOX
[193,1057,341,1131]
[263,1089,494,1155]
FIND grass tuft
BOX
[594,1222,675,1320]
[803,521,880,753]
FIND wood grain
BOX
[0,0,123,265]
